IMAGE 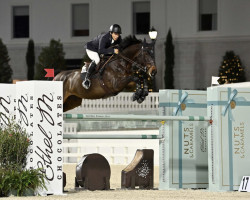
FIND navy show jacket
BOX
[85,32,122,55]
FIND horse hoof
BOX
[135,88,143,96]
[132,93,138,101]
[137,97,145,104]
[143,90,148,97]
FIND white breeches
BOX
[86,49,100,65]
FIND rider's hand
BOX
[114,49,119,54]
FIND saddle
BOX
[80,55,112,81]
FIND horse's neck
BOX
[122,44,141,59]
[102,45,141,92]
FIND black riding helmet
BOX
[109,24,122,34]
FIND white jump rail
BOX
[63,114,210,139]
[64,113,210,121]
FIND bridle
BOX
[118,45,154,74]
[98,44,155,97]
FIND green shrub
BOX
[26,39,35,80]
[0,168,46,197]
[164,29,175,89]
[0,120,46,197]
[218,51,246,84]
[0,121,30,170]
[34,39,66,80]
[0,38,13,83]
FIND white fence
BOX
[65,92,159,114]
[63,92,159,165]
[63,123,159,165]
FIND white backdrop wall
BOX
[1,0,250,89]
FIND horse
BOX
[53,36,157,112]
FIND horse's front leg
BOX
[142,78,149,97]
[132,75,149,103]
[131,75,143,102]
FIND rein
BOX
[100,44,151,74]
[118,49,147,73]
[99,54,114,73]
[97,45,150,96]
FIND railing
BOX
[65,92,159,114]
[63,140,159,165]
[64,113,210,122]
[62,114,211,165]
[63,123,159,165]
[63,92,160,165]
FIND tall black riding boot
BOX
[82,61,96,89]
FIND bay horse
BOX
[53,36,157,112]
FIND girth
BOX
[98,77,118,97]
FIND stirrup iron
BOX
[82,79,91,89]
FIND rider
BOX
[82,24,122,89]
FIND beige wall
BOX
[1,0,250,89]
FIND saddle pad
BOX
[80,55,111,81]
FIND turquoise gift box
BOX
[207,86,250,191]
[159,90,208,190]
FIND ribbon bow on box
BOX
[207,87,250,191]
[173,91,195,116]
[222,89,247,121]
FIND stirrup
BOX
[82,79,91,89]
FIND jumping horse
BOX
[53,36,157,112]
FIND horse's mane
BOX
[119,35,141,51]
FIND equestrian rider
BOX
[82,24,122,89]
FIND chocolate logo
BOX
[35,93,55,181]
[0,96,11,126]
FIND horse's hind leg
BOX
[63,95,82,112]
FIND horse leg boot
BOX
[82,61,96,89]
[132,81,143,101]
[137,79,148,103]
[143,79,149,97]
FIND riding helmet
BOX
[109,24,122,34]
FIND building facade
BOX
[1,0,250,90]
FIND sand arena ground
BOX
[6,164,250,200]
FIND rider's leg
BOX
[82,61,96,88]
[82,49,100,89]
[86,49,100,64]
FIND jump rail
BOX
[63,113,211,139]
[63,134,160,139]
[64,113,211,122]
